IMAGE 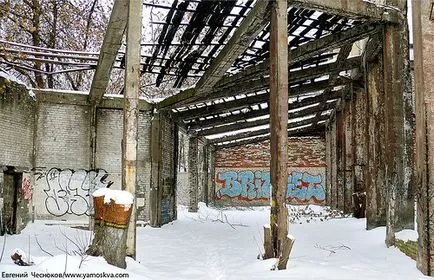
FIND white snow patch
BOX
[0,70,35,98]
[0,205,428,280]
[396,229,418,242]
[103,189,134,205]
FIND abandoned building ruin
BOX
[0,0,434,276]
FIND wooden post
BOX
[188,134,199,212]
[268,0,289,267]
[122,0,142,258]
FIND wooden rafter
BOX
[88,0,128,105]
[290,0,402,23]
[214,123,326,149]
[157,21,379,109]
[195,101,333,137]
[188,98,337,131]
[195,0,271,95]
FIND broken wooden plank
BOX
[290,0,402,23]
[195,0,271,95]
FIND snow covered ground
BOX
[0,203,430,280]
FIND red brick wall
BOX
[214,137,326,206]
[215,137,326,168]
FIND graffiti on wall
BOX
[215,169,325,204]
[21,177,32,200]
[39,168,113,217]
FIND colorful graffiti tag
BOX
[40,168,113,217]
[215,170,325,204]
[21,177,32,200]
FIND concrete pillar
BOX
[209,145,216,205]
[366,53,387,229]
[188,135,198,212]
[412,0,434,275]
[343,96,354,214]
[336,109,345,211]
[122,0,142,258]
[330,113,338,209]
[383,19,414,245]
[149,113,161,226]
[149,112,178,226]
[325,125,332,207]
[353,86,368,196]
[202,143,209,205]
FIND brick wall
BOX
[214,137,326,206]
[35,103,91,169]
[0,77,35,168]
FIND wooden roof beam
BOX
[183,87,341,124]
[167,55,360,112]
[290,0,403,23]
[88,0,128,105]
[195,99,336,137]
[195,0,271,95]
[157,20,378,109]
[188,98,338,131]
[208,110,331,144]
[175,75,350,121]
[214,123,326,149]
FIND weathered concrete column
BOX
[330,113,338,209]
[149,112,178,226]
[188,134,198,212]
[412,0,434,275]
[366,52,387,229]
[325,125,332,207]
[150,113,161,227]
[202,143,209,205]
[209,145,216,205]
[383,19,413,245]
[269,0,289,265]
[353,87,368,198]
[336,108,345,211]
[343,95,354,214]
[122,0,142,258]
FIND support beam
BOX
[290,0,402,23]
[412,0,434,275]
[383,22,407,247]
[88,0,128,105]
[365,52,387,229]
[157,18,372,110]
[269,0,289,267]
[208,111,332,144]
[195,0,270,95]
[195,94,340,136]
[188,135,199,212]
[177,77,349,122]
[187,92,342,130]
[215,124,325,149]
[122,0,142,259]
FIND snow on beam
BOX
[196,107,331,137]
[195,0,271,95]
[208,110,332,144]
[88,0,128,105]
[175,76,350,121]
[290,0,403,23]
[214,124,326,150]
[188,98,338,132]
[156,20,373,110]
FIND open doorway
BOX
[1,166,23,235]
